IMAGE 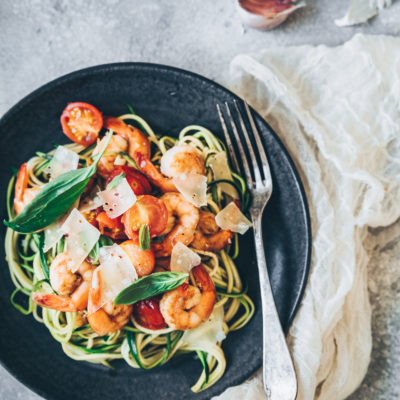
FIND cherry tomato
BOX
[60,102,103,146]
[105,166,151,195]
[96,211,126,240]
[122,195,168,238]
[119,239,155,277]
[133,296,167,330]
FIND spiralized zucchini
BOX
[4,110,254,392]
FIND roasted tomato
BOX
[60,102,103,146]
[96,211,126,240]
[105,166,151,195]
[122,195,168,239]
[119,239,155,277]
[133,296,167,330]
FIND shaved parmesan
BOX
[45,146,79,179]
[44,198,81,252]
[215,202,252,234]
[208,152,239,199]
[43,220,64,252]
[61,209,100,272]
[173,173,207,207]
[79,185,102,213]
[170,242,201,273]
[98,244,138,307]
[182,306,226,347]
[98,177,137,219]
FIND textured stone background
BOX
[1,0,399,399]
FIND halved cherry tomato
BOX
[122,195,168,238]
[96,211,126,240]
[60,102,103,146]
[133,296,167,330]
[105,166,151,195]
[119,239,155,277]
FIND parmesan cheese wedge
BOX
[97,244,138,307]
[45,146,79,179]
[182,306,226,347]
[172,173,207,207]
[98,177,137,219]
[44,198,81,252]
[208,152,239,199]
[61,208,100,272]
[170,242,201,273]
[215,202,252,234]
[43,220,64,252]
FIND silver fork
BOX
[217,100,298,400]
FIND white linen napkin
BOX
[214,34,400,400]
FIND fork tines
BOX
[216,100,271,190]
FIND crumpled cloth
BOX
[214,34,400,400]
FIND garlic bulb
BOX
[237,0,306,30]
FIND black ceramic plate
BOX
[0,63,311,400]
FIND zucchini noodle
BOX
[4,111,254,392]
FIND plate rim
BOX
[0,62,312,399]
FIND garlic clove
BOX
[237,0,306,30]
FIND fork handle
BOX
[252,215,298,400]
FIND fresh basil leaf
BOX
[139,224,150,251]
[114,272,188,305]
[88,240,100,263]
[4,134,112,234]
[106,172,126,190]
[99,235,114,247]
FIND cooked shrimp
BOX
[159,264,216,330]
[104,117,151,160]
[160,145,205,177]
[119,239,155,277]
[153,192,199,257]
[136,153,177,192]
[136,144,205,193]
[191,210,233,252]
[87,267,133,336]
[92,134,128,178]
[32,253,95,312]
[13,163,40,215]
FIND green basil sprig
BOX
[138,224,150,251]
[4,133,112,233]
[106,172,126,189]
[114,272,188,305]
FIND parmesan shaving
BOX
[215,202,252,234]
[208,152,239,199]
[182,307,226,347]
[98,177,137,219]
[45,145,79,179]
[172,173,207,207]
[61,208,100,272]
[97,244,138,308]
[170,242,201,273]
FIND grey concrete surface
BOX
[1,0,400,399]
